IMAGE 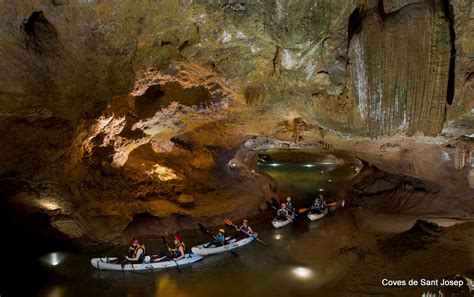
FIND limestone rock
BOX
[177,194,195,206]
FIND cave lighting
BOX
[292,267,312,279]
[269,163,282,167]
[328,179,332,182]
[274,234,282,240]
[37,200,60,211]
[321,170,325,173]
[319,188,324,192]
[147,164,179,181]
[303,164,315,167]
[40,252,66,267]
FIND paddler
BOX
[205,229,226,248]
[318,194,328,207]
[286,197,295,214]
[310,198,322,213]
[277,203,289,221]
[125,238,146,263]
[235,219,254,240]
[168,235,186,260]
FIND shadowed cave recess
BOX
[0,0,473,296]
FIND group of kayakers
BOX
[123,219,254,264]
[276,197,294,220]
[275,195,328,221]
[205,219,254,248]
[310,194,329,214]
[93,195,336,270]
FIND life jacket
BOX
[216,234,225,244]
[133,245,146,262]
[174,242,185,257]
[286,202,295,212]
[311,203,321,212]
[277,208,287,217]
[240,225,249,233]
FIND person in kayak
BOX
[310,198,322,213]
[277,203,290,221]
[235,219,254,240]
[169,235,186,261]
[205,229,226,248]
[286,197,295,214]
[318,194,328,207]
[125,238,146,263]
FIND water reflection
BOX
[257,148,360,207]
[45,285,64,297]
[292,267,313,279]
[39,252,67,267]
[155,273,190,297]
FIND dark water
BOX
[256,148,361,208]
[31,211,361,297]
[5,149,472,297]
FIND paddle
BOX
[299,202,337,214]
[265,201,277,210]
[160,236,182,273]
[197,224,238,257]
[266,200,277,210]
[223,218,267,245]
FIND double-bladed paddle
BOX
[160,236,182,273]
[223,218,267,245]
[198,224,238,257]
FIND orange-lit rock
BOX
[0,0,472,243]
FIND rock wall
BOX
[0,0,473,242]
[348,0,452,137]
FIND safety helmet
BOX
[174,235,182,241]
[132,238,140,244]
[281,203,286,207]
[286,197,291,201]
[243,219,249,223]
[218,228,225,234]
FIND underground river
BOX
[8,150,474,297]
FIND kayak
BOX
[271,213,296,228]
[90,253,203,271]
[307,207,329,221]
[191,232,258,256]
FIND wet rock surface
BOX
[378,220,443,257]
[0,0,472,243]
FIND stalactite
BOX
[444,136,474,188]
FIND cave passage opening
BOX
[256,147,362,208]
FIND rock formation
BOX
[0,0,472,243]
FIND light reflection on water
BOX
[257,148,360,207]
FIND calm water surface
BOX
[15,149,472,297]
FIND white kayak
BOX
[271,213,296,228]
[307,207,329,221]
[90,253,203,271]
[191,233,258,256]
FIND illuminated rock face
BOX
[348,1,452,137]
[0,0,472,242]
